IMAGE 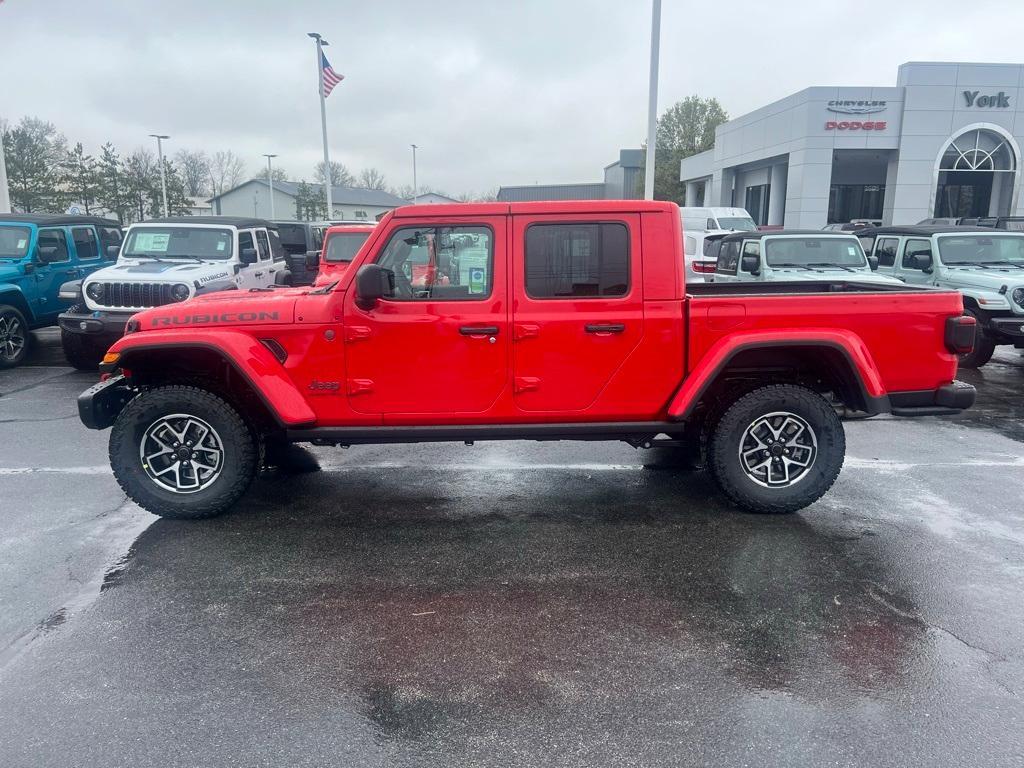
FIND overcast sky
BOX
[2,0,1022,195]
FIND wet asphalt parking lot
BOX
[0,329,1022,767]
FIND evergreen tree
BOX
[96,143,129,223]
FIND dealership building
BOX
[680,62,1024,227]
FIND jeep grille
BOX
[91,282,178,309]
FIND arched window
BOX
[940,129,1016,172]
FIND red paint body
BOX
[110,201,964,428]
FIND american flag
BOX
[321,53,344,97]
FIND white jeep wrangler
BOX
[58,217,288,369]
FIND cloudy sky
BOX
[2,0,1021,195]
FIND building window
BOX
[828,185,884,224]
[525,223,629,298]
[354,210,368,219]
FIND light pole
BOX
[410,144,419,202]
[0,128,10,213]
[263,153,278,219]
[149,134,170,216]
[643,0,662,200]
[308,32,334,216]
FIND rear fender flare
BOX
[667,330,887,421]
[109,330,316,427]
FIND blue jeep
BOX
[0,214,122,368]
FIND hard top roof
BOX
[0,213,121,227]
[135,216,275,228]
[391,199,679,218]
[855,225,1011,237]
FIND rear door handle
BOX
[459,325,499,336]
[585,323,626,334]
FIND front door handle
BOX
[585,323,626,334]
[459,325,499,336]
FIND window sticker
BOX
[848,246,858,256]
[135,232,170,251]
[17,239,27,249]
[216,241,226,251]
[469,267,485,294]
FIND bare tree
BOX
[358,167,388,190]
[262,166,288,183]
[175,149,211,196]
[315,160,354,188]
[457,188,498,203]
[209,150,246,197]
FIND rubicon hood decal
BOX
[150,311,280,327]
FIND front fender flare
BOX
[108,329,316,427]
[666,329,887,421]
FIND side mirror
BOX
[355,264,394,310]
[910,252,933,272]
[740,253,761,275]
[867,255,879,271]
[239,247,258,265]
[304,249,321,269]
[106,244,120,260]
[36,246,60,265]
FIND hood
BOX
[85,259,236,282]
[766,267,903,285]
[938,268,1024,292]
[131,291,297,331]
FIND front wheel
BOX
[709,384,845,514]
[109,385,258,519]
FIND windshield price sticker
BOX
[134,233,170,252]
[17,239,27,249]
[216,241,226,251]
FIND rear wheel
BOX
[957,311,995,369]
[0,305,30,369]
[109,385,258,519]
[709,384,845,514]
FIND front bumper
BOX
[58,308,133,339]
[987,316,1024,340]
[889,381,976,417]
[77,374,133,430]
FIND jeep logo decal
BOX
[308,379,340,391]
[150,311,279,326]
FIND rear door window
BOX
[524,223,629,298]
[875,237,899,267]
[37,228,70,263]
[71,226,100,260]
[716,240,740,274]
[255,230,273,261]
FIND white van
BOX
[680,207,757,234]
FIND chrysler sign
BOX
[827,100,887,115]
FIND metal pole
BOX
[644,0,662,201]
[309,33,333,217]
[263,153,278,219]
[151,134,170,216]
[0,127,10,213]
[411,144,418,202]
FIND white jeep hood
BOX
[82,258,239,311]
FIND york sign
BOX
[963,90,1011,108]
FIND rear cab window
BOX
[524,223,629,298]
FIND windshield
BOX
[123,227,233,260]
[0,226,31,259]
[716,217,757,232]
[324,231,371,263]
[938,234,1024,265]
[765,237,867,267]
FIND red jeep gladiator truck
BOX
[77,201,976,519]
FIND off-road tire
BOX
[709,384,845,514]
[957,312,996,369]
[61,325,107,371]
[109,385,258,519]
[0,304,31,370]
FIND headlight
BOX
[171,283,190,302]
[1012,287,1024,307]
[85,282,104,302]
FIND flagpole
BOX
[644,0,662,200]
[308,32,333,216]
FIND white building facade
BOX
[680,62,1024,227]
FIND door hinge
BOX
[514,376,541,393]
[514,323,540,341]
[345,325,371,342]
[346,378,374,395]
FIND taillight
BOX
[693,261,717,274]
[945,315,976,354]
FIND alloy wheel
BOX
[738,411,818,488]
[139,414,225,494]
[0,312,26,362]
